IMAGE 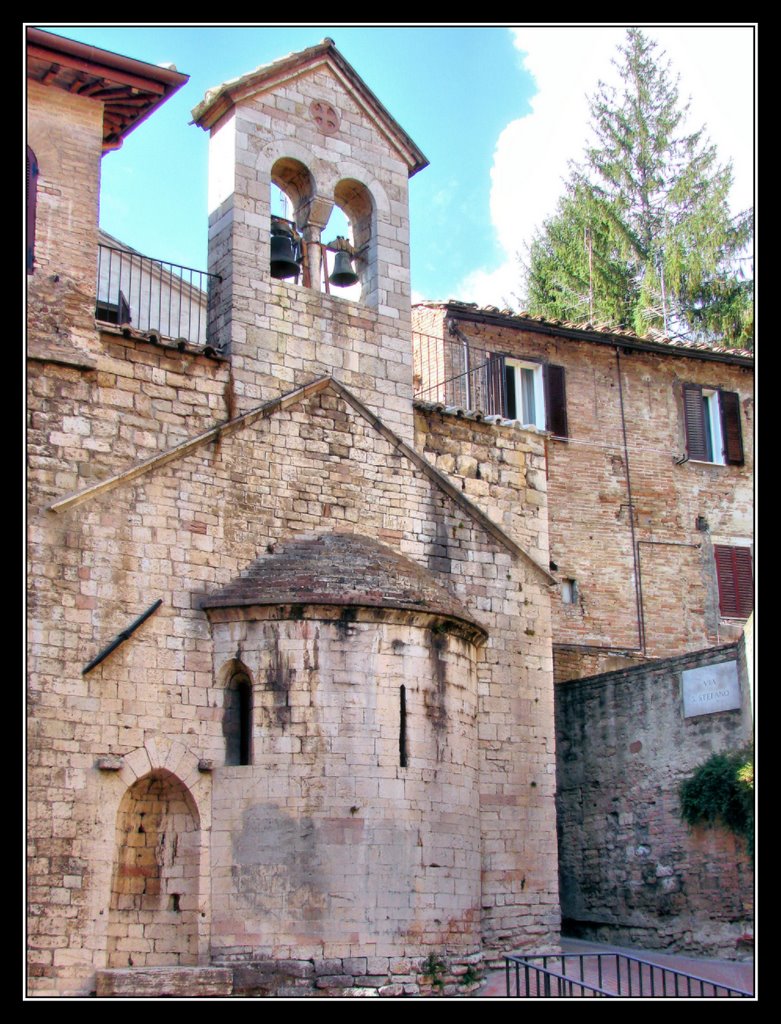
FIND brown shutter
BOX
[118,290,131,326]
[714,545,753,618]
[27,146,38,275]
[486,353,507,416]
[682,383,707,461]
[544,363,568,438]
[719,390,744,466]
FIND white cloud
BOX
[456,25,755,310]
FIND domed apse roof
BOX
[201,532,485,636]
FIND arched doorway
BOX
[107,771,200,968]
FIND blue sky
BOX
[32,25,755,310]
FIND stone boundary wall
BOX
[555,639,753,957]
[95,953,484,997]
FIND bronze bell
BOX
[329,250,359,288]
[270,226,301,280]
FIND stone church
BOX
[27,30,561,997]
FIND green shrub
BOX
[679,747,754,856]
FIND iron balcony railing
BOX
[413,330,492,410]
[96,243,220,347]
[505,952,752,998]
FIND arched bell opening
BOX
[328,177,375,303]
[320,204,361,300]
[269,157,316,283]
[107,771,201,968]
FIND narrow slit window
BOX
[225,672,253,766]
[238,678,252,766]
[399,684,408,768]
[27,146,39,274]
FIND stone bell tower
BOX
[192,39,428,445]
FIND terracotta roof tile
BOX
[418,300,754,360]
[200,531,483,632]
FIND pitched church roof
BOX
[48,376,558,587]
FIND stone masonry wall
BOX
[27,350,560,994]
[412,308,754,682]
[413,406,559,958]
[28,43,561,998]
[208,615,482,961]
[413,406,550,569]
[555,642,753,957]
[204,64,416,444]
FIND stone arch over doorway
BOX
[107,770,201,968]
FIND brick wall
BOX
[412,307,754,682]
[555,642,753,956]
[27,80,103,360]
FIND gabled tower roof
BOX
[191,37,428,177]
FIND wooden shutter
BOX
[486,353,507,417]
[714,545,753,618]
[27,146,39,275]
[719,390,744,466]
[544,363,568,438]
[682,383,708,461]
[118,290,132,326]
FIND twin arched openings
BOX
[270,157,374,304]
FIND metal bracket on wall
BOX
[81,599,163,675]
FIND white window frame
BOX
[700,388,725,465]
[561,579,578,605]
[505,359,546,429]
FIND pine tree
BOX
[524,29,753,347]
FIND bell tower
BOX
[192,39,428,444]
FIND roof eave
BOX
[438,302,754,367]
[27,27,189,152]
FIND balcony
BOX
[413,330,492,411]
[96,239,220,348]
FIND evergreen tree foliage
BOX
[524,29,753,347]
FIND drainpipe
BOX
[615,348,645,653]
[446,318,473,408]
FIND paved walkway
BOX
[474,937,754,998]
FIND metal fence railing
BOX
[96,243,220,346]
[505,952,752,998]
[413,331,491,409]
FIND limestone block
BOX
[95,967,233,998]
